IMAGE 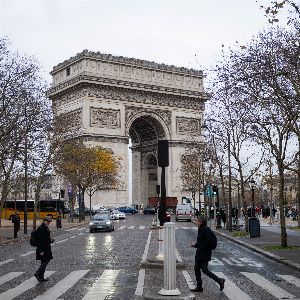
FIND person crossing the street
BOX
[189,215,225,293]
[34,216,55,282]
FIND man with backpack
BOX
[33,216,55,282]
[189,216,225,293]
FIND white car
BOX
[111,210,126,220]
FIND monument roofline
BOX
[51,50,204,77]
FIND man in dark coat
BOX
[11,213,20,238]
[189,216,225,292]
[34,216,55,282]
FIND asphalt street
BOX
[0,214,299,299]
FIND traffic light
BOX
[212,185,218,195]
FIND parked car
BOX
[110,210,126,220]
[89,214,114,233]
[143,207,157,215]
[118,206,138,214]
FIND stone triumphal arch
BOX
[48,50,209,208]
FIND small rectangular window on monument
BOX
[66,67,70,76]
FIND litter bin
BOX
[248,217,260,238]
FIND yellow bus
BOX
[1,199,66,220]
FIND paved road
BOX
[0,214,299,299]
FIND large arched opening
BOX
[127,114,169,206]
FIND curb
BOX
[141,259,187,270]
[214,229,300,272]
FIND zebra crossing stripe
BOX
[276,274,300,288]
[0,271,55,300]
[241,272,297,299]
[33,270,89,300]
[128,226,135,230]
[82,270,120,300]
[222,258,243,266]
[0,259,14,266]
[0,272,24,286]
[118,226,126,230]
[214,272,252,300]
[139,226,145,229]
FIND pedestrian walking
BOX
[34,216,55,282]
[189,216,225,293]
[11,212,20,238]
[56,214,62,230]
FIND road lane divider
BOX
[0,259,14,266]
[141,231,152,262]
[135,269,145,296]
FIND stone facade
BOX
[48,50,209,208]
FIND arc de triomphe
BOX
[48,50,209,208]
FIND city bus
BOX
[1,199,66,220]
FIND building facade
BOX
[48,51,209,208]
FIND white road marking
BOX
[0,259,14,266]
[70,235,77,239]
[128,226,135,230]
[209,258,224,265]
[182,227,189,230]
[135,269,145,296]
[214,272,252,300]
[78,232,85,236]
[33,270,89,300]
[182,271,195,289]
[55,238,69,244]
[142,231,152,262]
[0,272,24,286]
[241,272,296,299]
[0,271,55,300]
[239,258,263,267]
[64,228,76,231]
[20,251,35,257]
[139,226,145,229]
[276,274,300,287]
[222,258,244,266]
[175,249,183,263]
[118,226,126,230]
[82,270,120,300]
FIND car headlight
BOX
[89,222,93,225]
[106,221,111,225]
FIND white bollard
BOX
[155,227,164,261]
[158,222,181,296]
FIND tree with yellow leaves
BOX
[54,141,121,221]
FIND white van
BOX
[175,204,192,222]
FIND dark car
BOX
[143,207,157,215]
[118,206,138,214]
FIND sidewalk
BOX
[0,218,89,246]
[212,217,300,272]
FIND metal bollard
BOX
[158,222,181,296]
[155,227,164,261]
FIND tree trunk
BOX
[298,140,300,227]
[278,163,287,247]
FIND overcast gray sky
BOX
[1,0,278,83]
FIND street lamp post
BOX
[250,179,255,218]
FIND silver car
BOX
[89,214,114,233]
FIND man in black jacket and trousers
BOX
[34,216,55,282]
[189,216,225,292]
